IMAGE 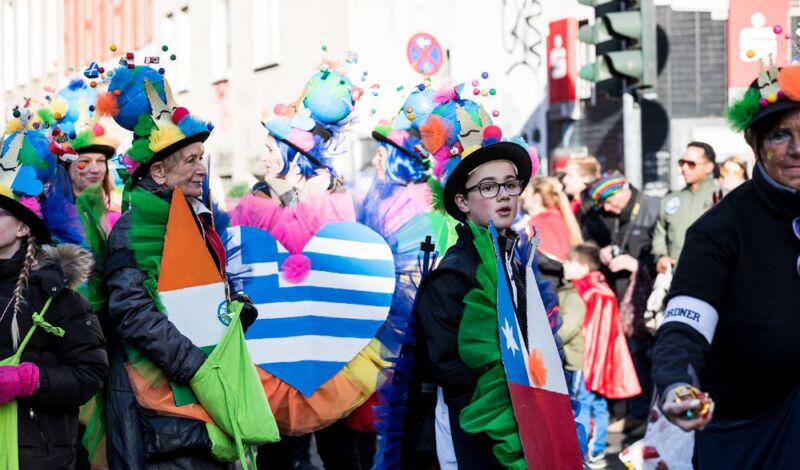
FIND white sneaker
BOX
[587,451,608,469]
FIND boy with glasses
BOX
[412,91,572,468]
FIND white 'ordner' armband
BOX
[661,295,719,344]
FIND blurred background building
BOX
[1,0,796,194]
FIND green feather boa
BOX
[457,223,526,469]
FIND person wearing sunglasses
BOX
[652,61,800,468]
[652,142,719,275]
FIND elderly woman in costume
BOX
[0,117,107,470]
[652,60,800,468]
[100,64,259,469]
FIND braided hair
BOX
[11,236,38,349]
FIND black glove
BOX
[231,293,258,333]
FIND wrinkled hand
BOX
[0,362,39,405]
[231,293,258,333]
[661,385,714,431]
[609,254,639,273]
[599,246,615,265]
[656,256,675,273]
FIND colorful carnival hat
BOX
[727,56,800,132]
[262,69,356,173]
[420,85,532,220]
[371,87,435,161]
[0,111,60,242]
[588,172,626,202]
[96,65,212,181]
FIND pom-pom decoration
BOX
[303,70,355,124]
[777,63,800,101]
[726,87,763,132]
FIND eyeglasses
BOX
[465,179,523,199]
[678,159,698,169]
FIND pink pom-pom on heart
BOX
[19,197,43,218]
[92,123,105,136]
[281,254,311,284]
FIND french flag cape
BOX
[490,224,582,468]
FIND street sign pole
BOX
[622,82,642,188]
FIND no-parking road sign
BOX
[407,32,444,76]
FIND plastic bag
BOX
[619,406,693,470]
[190,301,280,467]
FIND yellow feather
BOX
[49,97,68,120]
[5,119,22,135]
[149,123,185,153]
[0,184,11,198]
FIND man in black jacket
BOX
[581,173,660,434]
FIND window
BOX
[3,0,15,90]
[29,0,43,78]
[43,0,57,72]
[209,0,229,81]
[252,0,280,69]
[16,0,29,85]
[176,6,191,91]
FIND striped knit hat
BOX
[589,172,626,202]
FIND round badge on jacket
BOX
[665,197,681,215]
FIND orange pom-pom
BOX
[778,64,800,101]
[95,91,120,117]
[420,115,447,154]
[528,348,548,387]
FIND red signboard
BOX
[406,32,444,76]
[548,18,578,104]
[728,1,790,88]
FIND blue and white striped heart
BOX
[225,222,395,397]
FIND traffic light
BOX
[578,0,656,90]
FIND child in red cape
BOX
[563,243,640,466]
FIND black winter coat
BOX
[103,178,232,470]
[0,244,107,470]
[581,187,660,301]
[413,224,528,469]
[653,163,800,421]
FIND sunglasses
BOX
[678,159,698,169]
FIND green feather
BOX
[70,129,95,151]
[427,176,446,214]
[18,140,46,169]
[726,87,762,132]
[36,108,56,125]
[457,222,527,469]
[76,184,109,313]
[134,114,156,137]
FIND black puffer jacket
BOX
[103,178,232,470]
[0,243,107,470]
[412,224,564,469]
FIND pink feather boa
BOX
[19,197,43,218]
[230,191,356,281]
